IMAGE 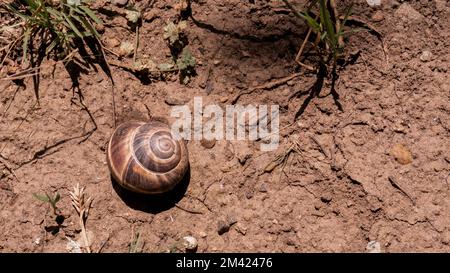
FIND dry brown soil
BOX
[0,0,449,252]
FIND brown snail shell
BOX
[106,121,189,194]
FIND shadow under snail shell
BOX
[106,121,189,194]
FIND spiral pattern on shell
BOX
[106,121,189,194]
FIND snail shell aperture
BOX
[106,121,189,194]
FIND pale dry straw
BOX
[69,183,93,253]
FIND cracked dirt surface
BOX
[0,0,449,252]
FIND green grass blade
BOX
[303,12,320,33]
[24,0,39,11]
[319,0,336,47]
[337,4,353,38]
[33,193,50,202]
[72,13,100,38]
[22,28,31,64]
[46,38,59,54]
[342,4,353,27]
[54,192,61,203]
[47,7,65,21]
[62,13,83,38]
[77,5,102,24]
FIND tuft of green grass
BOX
[2,0,102,65]
[283,0,353,66]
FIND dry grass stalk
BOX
[69,183,93,253]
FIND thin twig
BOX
[388,176,415,205]
[133,24,139,63]
[102,45,120,58]
[175,204,203,215]
[231,72,302,104]
[295,12,319,71]
[0,34,23,68]
[97,233,111,253]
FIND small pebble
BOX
[217,220,230,235]
[118,41,134,57]
[182,236,198,252]
[366,0,381,7]
[245,191,254,199]
[259,183,267,193]
[112,0,128,6]
[320,194,332,203]
[164,96,188,106]
[420,50,432,62]
[366,241,381,253]
[371,11,384,22]
[95,24,105,34]
[235,223,247,235]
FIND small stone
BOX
[224,142,234,161]
[0,181,12,191]
[200,138,216,149]
[182,236,198,252]
[105,37,121,48]
[420,50,432,62]
[366,0,381,7]
[390,144,413,165]
[395,3,424,22]
[95,24,105,34]
[66,237,82,253]
[213,59,221,65]
[198,231,207,238]
[320,194,332,203]
[245,191,254,199]
[285,237,296,246]
[112,0,128,6]
[259,183,267,193]
[164,96,188,106]
[371,11,384,22]
[235,223,247,235]
[205,81,214,94]
[217,220,230,235]
[314,202,323,211]
[143,9,158,21]
[220,96,228,103]
[118,41,134,57]
[366,241,381,253]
